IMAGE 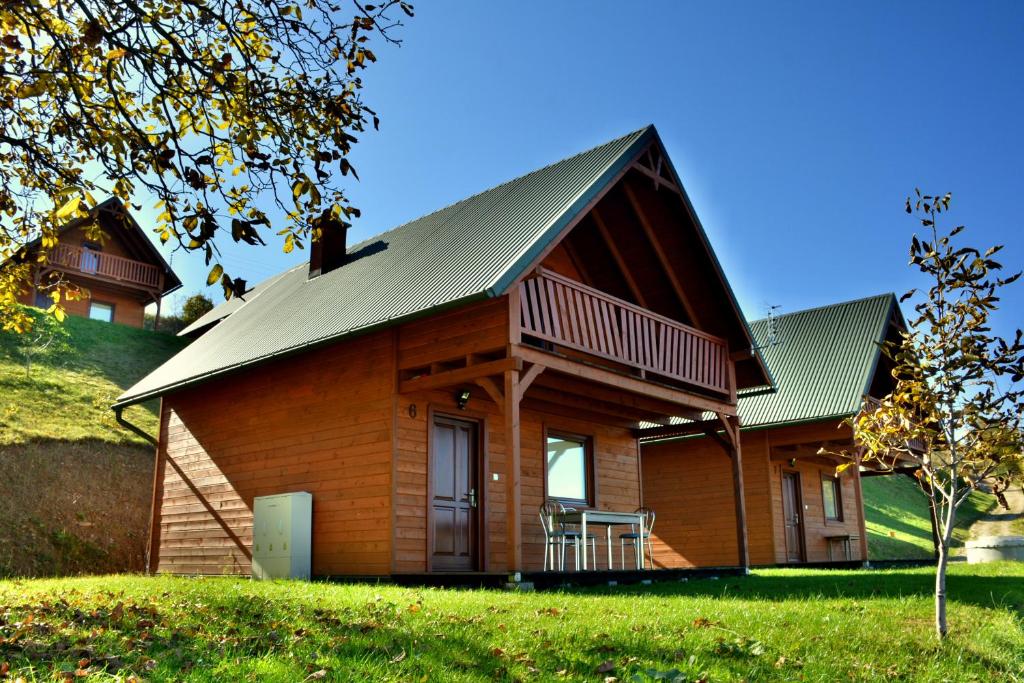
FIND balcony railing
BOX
[518,268,730,395]
[50,243,162,289]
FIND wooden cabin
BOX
[16,198,182,328]
[641,294,905,567]
[114,125,776,578]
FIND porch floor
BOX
[316,566,747,590]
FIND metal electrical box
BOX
[252,492,312,580]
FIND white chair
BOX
[539,500,597,571]
[619,507,656,569]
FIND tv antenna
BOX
[752,304,782,353]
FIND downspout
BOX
[114,404,157,445]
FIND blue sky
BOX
[159,1,1023,337]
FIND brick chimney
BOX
[308,219,349,279]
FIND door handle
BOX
[468,488,477,508]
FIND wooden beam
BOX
[516,362,545,401]
[399,357,521,393]
[590,208,649,308]
[716,413,750,570]
[532,371,700,420]
[634,419,721,440]
[852,449,869,563]
[621,180,700,327]
[474,376,505,410]
[514,344,735,416]
[528,385,667,424]
[630,161,681,195]
[522,397,639,430]
[504,368,523,572]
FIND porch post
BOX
[726,415,750,570]
[154,294,162,331]
[503,368,522,572]
[852,450,870,563]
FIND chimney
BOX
[308,217,349,279]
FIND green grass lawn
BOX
[1,564,1022,681]
[862,475,996,560]
[0,312,188,446]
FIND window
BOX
[821,475,842,522]
[89,301,114,323]
[34,290,50,308]
[545,431,593,505]
[81,241,102,273]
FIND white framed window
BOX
[545,431,593,506]
[89,301,114,323]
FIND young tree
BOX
[0,304,72,376]
[843,191,1024,639]
[181,293,215,326]
[0,0,413,332]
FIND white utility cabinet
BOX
[252,492,312,580]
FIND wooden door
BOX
[430,416,479,571]
[781,471,805,563]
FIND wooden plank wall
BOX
[153,329,395,576]
[395,388,642,573]
[642,421,866,568]
[641,433,774,568]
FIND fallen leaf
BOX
[596,661,615,674]
[304,670,327,681]
[390,650,406,663]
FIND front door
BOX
[781,471,805,563]
[430,416,479,571]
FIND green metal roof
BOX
[176,265,299,337]
[117,127,659,406]
[738,293,898,429]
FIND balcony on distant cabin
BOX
[517,268,732,398]
[50,242,164,291]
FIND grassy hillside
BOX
[1,564,1022,681]
[0,313,188,577]
[0,313,187,446]
[862,474,996,560]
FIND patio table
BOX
[560,510,644,571]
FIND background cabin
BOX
[641,294,905,567]
[116,126,775,578]
[16,198,181,328]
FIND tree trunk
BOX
[934,503,958,640]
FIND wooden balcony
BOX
[517,268,731,396]
[50,243,163,290]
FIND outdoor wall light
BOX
[788,458,797,468]
[456,389,471,410]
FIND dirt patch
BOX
[0,439,153,577]
[969,486,1024,539]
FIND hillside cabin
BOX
[16,198,181,328]
[115,126,777,578]
[641,294,905,567]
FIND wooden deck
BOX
[51,242,163,289]
[519,268,731,395]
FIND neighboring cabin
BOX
[642,294,906,567]
[14,198,181,328]
[115,125,778,577]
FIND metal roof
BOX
[738,293,898,429]
[176,266,300,337]
[116,126,657,406]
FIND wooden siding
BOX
[394,388,642,573]
[397,298,507,371]
[642,433,774,568]
[642,421,864,568]
[153,329,395,576]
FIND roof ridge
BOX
[748,292,895,325]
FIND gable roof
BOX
[115,125,768,408]
[13,197,183,296]
[738,293,901,429]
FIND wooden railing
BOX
[50,243,162,289]
[518,269,731,395]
